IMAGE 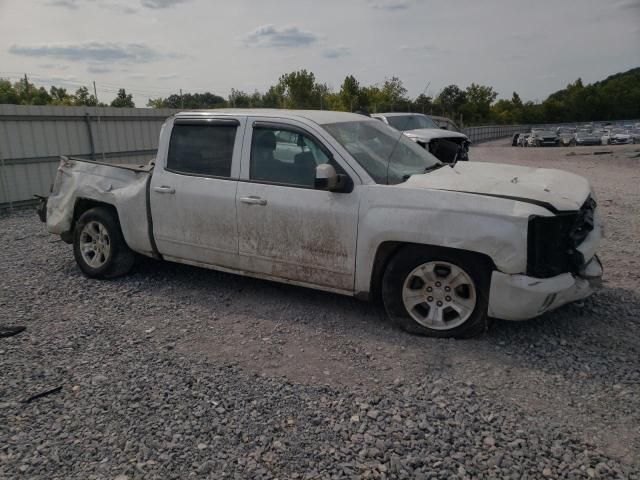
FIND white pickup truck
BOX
[41,109,603,338]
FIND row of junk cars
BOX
[512,122,640,147]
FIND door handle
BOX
[153,186,175,194]
[240,196,267,206]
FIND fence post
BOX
[0,153,12,211]
[84,113,96,161]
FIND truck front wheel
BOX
[382,246,489,338]
[73,207,134,279]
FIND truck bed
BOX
[46,156,156,257]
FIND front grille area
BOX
[527,196,596,278]
[427,138,470,163]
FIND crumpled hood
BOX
[403,161,591,211]
[403,128,469,142]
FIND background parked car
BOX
[530,129,560,147]
[575,130,603,146]
[557,127,577,146]
[518,133,531,147]
[611,130,633,145]
[601,129,613,145]
[429,115,461,132]
[373,113,471,163]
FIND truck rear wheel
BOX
[382,246,489,338]
[73,207,134,279]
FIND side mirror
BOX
[315,164,347,192]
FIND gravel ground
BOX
[1,140,639,479]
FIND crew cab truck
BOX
[42,109,603,338]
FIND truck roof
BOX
[174,109,370,126]
[373,112,427,117]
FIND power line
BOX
[0,71,236,100]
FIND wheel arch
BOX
[364,241,496,302]
[64,198,120,243]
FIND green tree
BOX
[511,92,523,109]
[261,84,286,108]
[0,79,19,104]
[413,93,433,114]
[436,85,467,118]
[110,88,135,108]
[379,76,409,110]
[147,97,167,108]
[73,86,98,106]
[461,83,498,124]
[229,89,252,108]
[278,70,319,109]
[49,86,72,104]
[339,75,360,111]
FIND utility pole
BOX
[93,81,106,162]
[180,89,184,109]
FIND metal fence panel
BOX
[0,104,180,208]
[1,106,637,209]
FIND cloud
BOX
[243,24,320,48]
[9,42,176,63]
[100,3,138,14]
[46,0,79,8]
[39,63,69,71]
[368,0,412,11]
[141,0,190,8]
[29,74,79,85]
[158,73,179,80]
[399,44,447,55]
[87,65,112,74]
[322,46,351,59]
[616,0,640,8]
[505,31,542,42]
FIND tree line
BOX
[0,77,135,108]
[1,67,638,126]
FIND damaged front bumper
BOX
[488,255,603,321]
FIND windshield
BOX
[323,120,442,185]
[386,115,438,131]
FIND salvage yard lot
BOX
[1,140,639,479]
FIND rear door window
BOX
[167,122,237,178]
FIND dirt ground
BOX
[2,139,639,477]
[163,139,640,463]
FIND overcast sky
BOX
[1,0,639,106]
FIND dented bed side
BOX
[46,156,154,256]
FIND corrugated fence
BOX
[0,105,557,209]
[0,105,179,209]
[463,125,527,143]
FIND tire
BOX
[73,207,135,279]
[382,246,490,338]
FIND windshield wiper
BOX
[423,163,445,173]
[401,163,445,181]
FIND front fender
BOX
[354,186,545,295]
